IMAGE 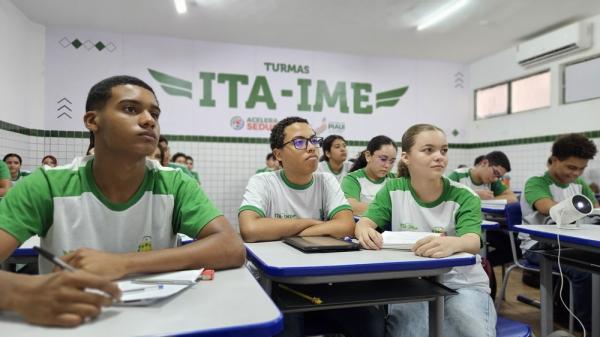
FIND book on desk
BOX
[481,199,508,210]
[381,231,441,250]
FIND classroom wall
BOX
[0,0,44,129]
[468,14,600,143]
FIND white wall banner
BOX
[45,28,470,141]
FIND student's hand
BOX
[355,222,383,250]
[11,271,120,327]
[60,248,130,280]
[412,235,461,258]
[476,190,494,200]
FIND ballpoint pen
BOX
[33,246,76,272]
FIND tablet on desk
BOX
[283,236,360,253]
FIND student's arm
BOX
[0,178,9,197]
[347,198,369,215]
[413,233,480,257]
[60,215,245,280]
[0,230,21,262]
[495,189,518,203]
[239,210,322,242]
[355,217,383,250]
[524,176,556,216]
[475,190,494,200]
[0,270,120,327]
[297,209,354,238]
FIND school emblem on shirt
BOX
[431,226,446,234]
[137,236,153,252]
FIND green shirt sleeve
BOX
[0,169,53,243]
[363,180,392,229]
[447,171,460,182]
[454,191,482,238]
[341,174,361,200]
[0,161,9,180]
[173,172,222,239]
[524,176,552,209]
[491,180,508,196]
[579,177,598,206]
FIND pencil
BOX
[278,284,322,305]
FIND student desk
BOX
[481,220,500,257]
[0,267,283,337]
[3,235,195,270]
[246,241,476,337]
[514,224,600,337]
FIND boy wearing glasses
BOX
[239,116,383,337]
[239,116,354,242]
[447,150,517,203]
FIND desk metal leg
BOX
[592,274,600,337]
[480,230,487,258]
[540,255,553,337]
[429,276,444,337]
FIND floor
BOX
[494,265,583,337]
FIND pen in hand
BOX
[33,246,76,272]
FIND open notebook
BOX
[116,269,204,306]
[481,199,508,210]
[381,231,441,250]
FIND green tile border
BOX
[0,120,598,149]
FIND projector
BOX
[549,194,593,229]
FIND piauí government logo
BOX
[230,116,245,130]
[148,67,408,115]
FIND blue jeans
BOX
[386,288,496,337]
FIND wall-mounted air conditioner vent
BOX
[516,22,593,67]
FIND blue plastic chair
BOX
[496,316,533,337]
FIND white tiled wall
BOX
[1,129,599,228]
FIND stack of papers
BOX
[117,269,203,306]
[481,199,508,210]
[381,231,441,250]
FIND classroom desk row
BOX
[1,238,479,337]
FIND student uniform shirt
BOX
[519,172,597,252]
[0,161,9,180]
[341,168,394,203]
[0,156,222,274]
[239,170,351,221]
[317,160,353,183]
[447,167,507,196]
[364,176,489,292]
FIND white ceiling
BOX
[11,0,600,63]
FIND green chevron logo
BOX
[148,68,408,114]
[148,69,192,99]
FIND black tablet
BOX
[283,236,360,253]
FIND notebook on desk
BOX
[481,199,508,210]
[283,236,360,253]
[381,231,441,250]
[115,269,204,306]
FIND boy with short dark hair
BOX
[520,133,599,331]
[448,150,517,202]
[0,75,245,325]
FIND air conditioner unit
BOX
[516,22,593,67]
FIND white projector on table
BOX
[549,194,593,229]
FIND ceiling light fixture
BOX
[417,0,468,31]
[174,0,188,14]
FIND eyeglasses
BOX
[491,166,504,179]
[283,136,324,150]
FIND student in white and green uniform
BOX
[355,124,495,337]
[256,152,280,174]
[3,153,30,186]
[519,134,598,331]
[447,151,517,203]
[341,135,397,215]
[0,76,245,327]
[0,160,10,197]
[317,135,352,183]
[240,117,383,337]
